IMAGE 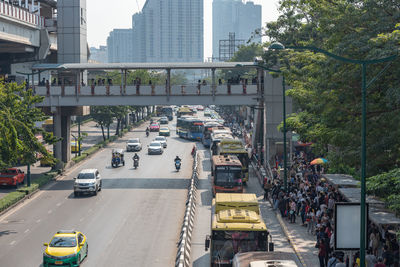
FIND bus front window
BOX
[215,170,242,186]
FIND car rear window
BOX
[77,173,95,179]
[150,142,161,147]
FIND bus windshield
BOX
[211,231,268,262]
[215,169,242,186]
[190,123,203,133]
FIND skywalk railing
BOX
[34,84,258,97]
[0,1,45,28]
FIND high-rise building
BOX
[212,0,261,61]
[89,46,108,63]
[107,29,133,63]
[131,0,203,62]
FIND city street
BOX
[191,148,297,266]
[0,120,117,199]
[0,119,195,267]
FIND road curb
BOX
[251,161,307,267]
[175,151,199,267]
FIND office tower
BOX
[107,29,133,63]
[89,46,108,63]
[132,0,204,62]
[212,0,261,61]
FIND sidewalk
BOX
[252,162,319,267]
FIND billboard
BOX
[334,202,368,250]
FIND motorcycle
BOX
[175,160,181,171]
[133,158,139,169]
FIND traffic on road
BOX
[0,105,301,267]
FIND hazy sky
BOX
[87,0,281,59]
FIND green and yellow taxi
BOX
[71,140,80,153]
[43,230,88,267]
[159,126,170,136]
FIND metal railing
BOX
[0,1,45,28]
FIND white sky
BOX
[87,0,281,59]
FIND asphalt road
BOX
[0,118,195,267]
[0,120,117,199]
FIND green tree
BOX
[263,0,400,178]
[90,106,113,141]
[220,43,264,81]
[0,81,56,169]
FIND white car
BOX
[154,136,167,148]
[126,138,142,152]
[148,141,163,155]
[73,169,102,196]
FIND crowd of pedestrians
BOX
[263,151,399,267]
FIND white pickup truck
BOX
[73,169,102,197]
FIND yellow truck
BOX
[205,193,273,267]
[217,139,249,183]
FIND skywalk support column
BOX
[253,68,264,158]
[52,0,88,167]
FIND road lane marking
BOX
[48,210,52,214]
[79,218,84,222]
[56,202,62,207]
[24,229,30,233]
[36,219,41,223]
[10,240,16,245]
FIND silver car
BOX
[73,169,102,196]
[148,141,163,155]
[154,136,167,148]
[126,138,142,152]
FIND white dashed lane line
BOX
[10,240,16,246]
[24,229,30,233]
[36,219,41,223]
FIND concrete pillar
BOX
[53,107,72,168]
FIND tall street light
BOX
[269,42,397,267]
[236,62,288,193]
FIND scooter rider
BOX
[174,156,181,164]
[133,153,140,165]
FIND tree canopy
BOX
[0,81,56,169]
[262,0,400,178]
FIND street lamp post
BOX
[269,42,397,267]
[237,63,288,192]
[78,116,81,157]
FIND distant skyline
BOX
[87,0,281,60]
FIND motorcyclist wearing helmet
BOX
[174,156,181,163]
[133,153,140,161]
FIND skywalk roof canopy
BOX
[32,62,257,71]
